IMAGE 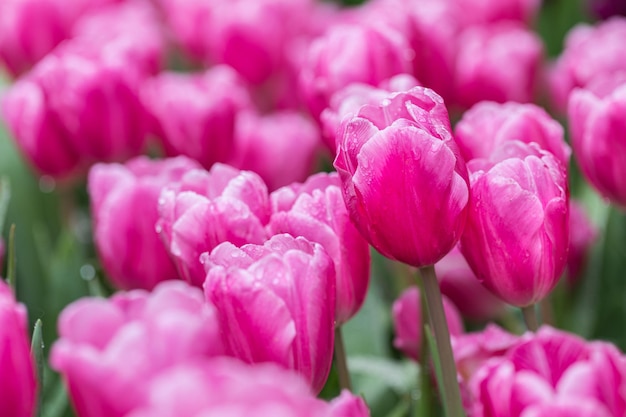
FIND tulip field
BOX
[1,0,626,416]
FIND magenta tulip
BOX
[89,156,200,290]
[141,67,252,169]
[0,280,37,417]
[269,172,370,324]
[566,200,597,284]
[203,234,335,393]
[453,0,541,27]
[157,164,270,287]
[334,86,470,267]
[568,83,626,207]
[454,101,570,167]
[459,141,569,307]
[51,281,224,417]
[392,286,464,361]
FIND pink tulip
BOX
[392,286,464,361]
[437,247,507,321]
[141,67,252,169]
[459,141,569,307]
[157,164,270,287]
[203,234,335,393]
[568,83,626,207]
[126,358,370,417]
[299,23,413,119]
[89,156,200,290]
[269,172,370,324]
[454,101,570,167]
[454,23,543,109]
[51,281,224,417]
[0,280,37,417]
[334,86,470,267]
[566,200,597,284]
[452,0,541,27]
[230,110,321,191]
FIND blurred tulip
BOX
[141,67,251,169]
[89,156,200,290]
[453,0,541,27]
[203,234,335,393]
[589,0,626,20]
[392,286,464,361]
[568,83,626,207]
[157,164,270,287]
[0,280,37,417]
[230,110,320,191]
[566,200,597,284]
[51,281,224,417]
[269,172,370,324]
[126,359,370,417]
[454,101,570,167]
[454,23,543,109]
[459,141,569,307]
[334,86,470,267]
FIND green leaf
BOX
[0,177,10,233]
[7,224,16,290]
[31,319,44,417]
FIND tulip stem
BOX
[521,305,539,331]
[334,326,352,391]
[419,265,465,417]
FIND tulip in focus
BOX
[157,164,270,287]
[454,101,570,167]
[334,86,470,267]
[203,234,335,393]
[568,83,626,207]
[566,200,597,284]
[460,141,569,307]
[51,281,224,417]
[89,156,200,290]
[269,172,370,324]
[0,280,37,417]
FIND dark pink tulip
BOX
[568,83,626,207]
[334,87,470,267]
[566,200,597,284]
[453,0,541,27]
[0,280,37,417]
[141,67,252,169]
[459,141,569,307]
[589,0,626,20]
[437,247,507,321]
[454,101,570,167]
[203,234,335,393]
[454,23,543,109]
[126,359,370,417]
[392,286,464,361]
[89,156,200,290]
[157,164,270,287]
[51,281,224,417]
[299,23,413,119]
[269,172,370,324]
[230,110,321,191]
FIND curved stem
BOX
[521,304,539,332]
[334,326,352,392]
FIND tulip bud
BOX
[203,234,335,393]
[0,280,37,417]
[157,164,270,287]
[459,141,569,307]
[89,156,201,290]
[334,86,470,267]
[269,172,371,324]
[392,286,464,361]
[51,281,224,417]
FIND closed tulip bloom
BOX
[392,286,464,361]
[568,83,626,207]
[51,281,224,417]
[89,156,200,290]
[0,280,37,417]
[126,359,370,417]
[269,172,370,324]
[334,86,470,267]
[141,67,251,169]
[454,23,543,109]
[459,141,569,307]
[454,101,570,167]
[203,234,335,393]
[157,164,270,287]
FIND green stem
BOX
[334,326,352,392]
[419,266,465,417]
[521,304,539,332]
[417,287,432,417]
